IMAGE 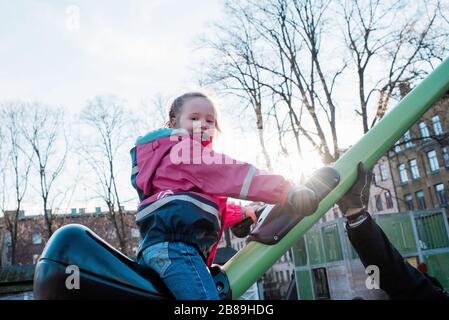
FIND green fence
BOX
[415,212,449,250]
[425,252,449,289]
[377,214,417,254]
[294,210,449,299]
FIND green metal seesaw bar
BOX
[224,57,449,299]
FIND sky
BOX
[0,0,225,110]
[0,0,369,214]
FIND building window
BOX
[32,233,42,245]
[379,164,389,181]
[375,194,383,211]
[131,228,140,238]
[427,150,439,172]
[404,130,413,148]
[372,171,378,184]
[434,184,447,207]
[419,122,430,140]
[385,191,394,209]
[441,148,449,168]
[394,140,402,153]
[398,164,408,183]
[404,194,414,211]
[409,159,420,179]
[312,268,330,300]
[432,115,443,135]
[415,190,426,210]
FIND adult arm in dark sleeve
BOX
[346,211,449,300]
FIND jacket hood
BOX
[135,128,214,147]
[135,128,188,145]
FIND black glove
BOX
[287,185,319,216]
[288,166,341,217]
[231,205,267,238]
[337,162,372,217]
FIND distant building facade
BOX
[0,209,139,266]
[388,94,449,214]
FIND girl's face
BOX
[173,97,216,139]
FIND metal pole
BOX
[223,57,449,299]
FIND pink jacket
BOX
[131,128,291,266]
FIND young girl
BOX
[130,92,318,299]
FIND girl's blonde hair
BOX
[165,92,221,132]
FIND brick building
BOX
[388,93,449,213]
[0,209,140,266]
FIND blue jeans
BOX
[139,241,220,300]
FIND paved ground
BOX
[0,291,34,300]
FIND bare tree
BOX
[80,95,132,255]
[340,0,449,131]
[202,0,346,164]
[21,103,68,239]
[200,0,448,167]
[244,0,344,163]
[200,5,274,171]
[0,103,32,264]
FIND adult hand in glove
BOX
[337,162,372,218]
